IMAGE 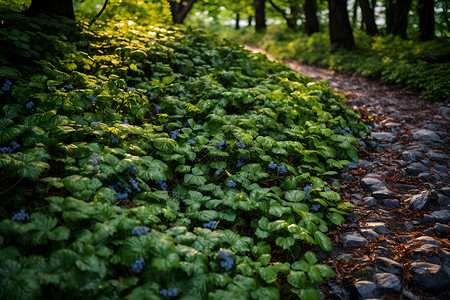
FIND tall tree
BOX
[418,0,434,40]
[359,0,378,35]
[328,0,355,49]
[303,0,319,35]
[254,0,267,32]
[386,0,412,38]
[267,0,299,32]
[25,0,75,19]
[169,0,197,24]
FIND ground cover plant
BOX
[0,11,369,299]
[213,25,450,101]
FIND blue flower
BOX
[127,87,136,92]
[304,184,314,193]
[91,121,101,126]
[88,95,97,103]
[342,127,353,135]
[90,155,101,169]
[203,84,210,87]
[1,141,20,153]
[63,84,74,90]
[359,141,366,148]
[26,101,35,110]
[187,139,195,145]
[116,192,128,200]
[215,168,224,176]
[2,79,12,91]
[129,178,141,192]
[11,209,30,222]
[262,131,267,135]
[111,135,119,144]
[130,258,145,273]
[241,155,249,160]
[183,121,189,128]
[235,142,246,148]
[155,105,162,114]
[226,180,236,188]
[236,160,244,168]
[310,204,321,211]
[124,166,137,176]
[170,129,180,140]
[277,164,287,175]
[203,221,217,229]
[268,161,277,169]
[365,125,372,131]
[0,146,13,153]
[322,186,331,191]
[352,157,359,163]
[121,120,129,125]
[132,226,150,236]
[155,181,168,191]
[304,193,312,200]
[9,141,20,150]
[227,54,233,58]
[159,288,178,297]
[214,141,229,150]
[218,251,234,271]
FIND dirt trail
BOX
[245,44,450,299]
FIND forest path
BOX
[245,44,450,299]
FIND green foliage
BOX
[217,26,450,101]
[0,9,365,300]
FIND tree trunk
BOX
[352,0,359,26]
[235,13,240,30]
[329,0,355,49]
[268,0,298,31]
[248,15,253,27]
[170,0,196,24]
[359,0,378,34]
[386,0,412,38]
[303,0,319,35]
[25,0,75,19]
[254,0,267,33]
[418,0,434,40]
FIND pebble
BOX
[351,280,381,299]
[375,273,403,294]
[407,191,430,211]
[430,209,450,223]
[341,234,368,247]
[376,257,404,274]
[409,262,449,293]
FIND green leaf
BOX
[184,174,207,186]
[315,264,335,277]
[314,231,332,251]
[47,226,70,241]
[258,266,279,284]
[303,252,317,265]
[250,287,280,300]
[319,190,341,202]
[285,190,306,202]
[328,212,345,225]
[275,236,295,250]
[287,271,306,288]
[297,287,322,300]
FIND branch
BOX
[89,0,109,26]
[268,0,287,18]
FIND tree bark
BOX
[25,0,75,19]
[254,0,267,33]
[418,0,434,40]
[170,0,196,24]
[248,15,253,27]
[268,0,298,31]
[235,13,240,30]
[359,0,378,35]
[303,0,319,35]
[386,0,412,38]
[328,0,355,49]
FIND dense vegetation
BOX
[207,25,450,101]
[0,8,370,300]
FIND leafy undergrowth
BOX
[0,12,369,300]
[214,25,450,101]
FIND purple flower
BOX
[304,193,312,200]
[63,84,74,90]
[12,209,30,221]
[2,79,12,91]
[124,166,137,176]
[155,105,162,114]
[268,161,277,169]
[226,180,236,188]
[155,181,167,191]
[215,168,224,175]
[129,178,141,192]
[227,54,233,58]
[218,251,234,271]
[310,203,321,211]
[235,142,246,148]
[276,164,287,175]
[160,288,178,297]
[88,95,97,103]
[170,129,180,140]
[187,139,195,145]
[130,258,145,273]
[91,121,101,126]
[214,141,229,150]
[203,221,217,229]
[90,155,101,169]
[26,101,35,110]
[132,226,150,235]
[127,87,136,92]
[236,160,244,168]
[342,127,353,135]
[304,184,314,193]
[352,157,358,163]
[203,84,210,88]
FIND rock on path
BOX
[244,45,450,299]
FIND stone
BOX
[336,253,353,261]
[404,221,414,231]
[422,214,436,224]
[352,281,381,299]
[341,234,368,247]
[430,209,450,223]
[406,191,430,211]
[434,223,450,234]
[402,290,418,300]
[375,273,403,294]
[412,129,441,142]
[428,150,450,161]
[395,184,418,191]
[415,243,441,255]
[384,199,400,208]
[376,257,404,274]
[415,236,441,247]
[365,222,390,234]
[437,193,450,207]
[405,162,428,175]
[410,262,449,293]
[371,132,396,142]
[362,197,378,207]
[440,187,450,197]
[417,172,432,180]
[359,229,380,240]
[341,174,355,181]
[328,283,350,299]
[361,177,388,193]
[400,150,423,162]
[372,189,395,200]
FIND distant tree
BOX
[254,0,267,32]
[328,0,355,49]
[25,0,75,19]
[169,0,197,24]
[303,0,319,35]
[359,0,378,35]
[386,0,412,38]
[267,0,300,32]
[418,0,434,40]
